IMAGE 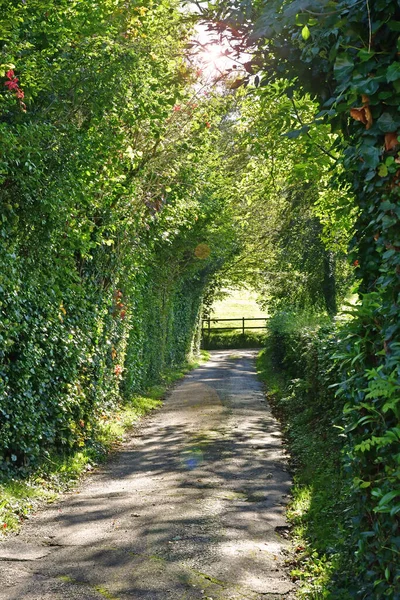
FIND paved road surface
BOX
[0,350,295,600]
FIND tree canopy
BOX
[1,0,400,597]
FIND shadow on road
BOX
[1,350,295,600]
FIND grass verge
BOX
[257,343,351,600]
[0,352,209,535]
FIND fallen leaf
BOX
[194,243,211,259]
[350,104,373,129]
[350,108,367,124]
[385,132,399,151]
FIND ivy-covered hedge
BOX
[0,0,237,472]
[336,297,400,600]
[0,224,209,470]
[265,312,349,597]
[268,310,400,598]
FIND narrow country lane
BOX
[0,350,295,600]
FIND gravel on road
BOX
[0,349,295,600]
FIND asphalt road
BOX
[0,350,295,600]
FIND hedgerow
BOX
[264,312,352,597]
[266,307,400,598]
[0,0,237,472]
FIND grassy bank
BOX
[257,342,351,599]
[0,353,208,534]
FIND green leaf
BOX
[0,63,15,77]
[360,480,371,488]
[359,145,380,169]
[334,55,354,78]
[382,248,396,259]
[283,125,310,139]
[295,13,309,26]
[378,490,400,507]
[357,49,376,63]
[355,78,379,96]
[376,112,400,133]
[301,25,310,40]
[386,62,400,83]
[378,163,388,177]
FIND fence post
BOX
[242,317,245,335]
[208,318,211,337]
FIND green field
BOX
[204,289,269,348]
[210,288,268,320]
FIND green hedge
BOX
[202,330,266,350]
[267,309,400,599]
[335,297,400,600]
[0,243,206,471]
[0,0,236,475]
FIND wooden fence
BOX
[201,317,268,336]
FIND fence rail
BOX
[201,317,268,336]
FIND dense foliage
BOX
[261,312,349,597]
[224,85,353,314]
[0,0,238,470]
[264,308,399,598]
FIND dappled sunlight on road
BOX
[0,350,294,600]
